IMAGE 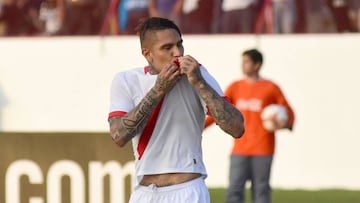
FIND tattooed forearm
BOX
[122,88,159,133]
[109,88,164,147]
[195,81,245,138]
[155,77,173,92]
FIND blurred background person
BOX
[60,0,92,35]
[61,0,108,35]
[0,0,42,36]
[180,0,214,34]
[272,0,297,33]
[326,0,352,32]
[38,0,64,36]
[118,0,148,34]
[348,0,360,32]
[148,0,183,25]
[219,0,259,33]
[304,0,337,33]
[253,0,273,34]
[205,48,295,203]
[293,0,306,33]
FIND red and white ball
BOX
[261,104,288,132]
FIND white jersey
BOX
[109,66,224,186]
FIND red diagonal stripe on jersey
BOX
[137,97,165,160]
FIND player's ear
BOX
[255,62,262,71]
[142,48,151,62]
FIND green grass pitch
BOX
[209,188,360,203]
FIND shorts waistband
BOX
[135,176,205,193]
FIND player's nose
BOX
[173,46,183,57]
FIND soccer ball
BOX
[261,104,288,132]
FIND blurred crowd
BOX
[0,0,359,36]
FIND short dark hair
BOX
[243,49,263,65]
[135,17,182,48]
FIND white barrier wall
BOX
[1,34,360,190]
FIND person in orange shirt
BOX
[205,48,295,203]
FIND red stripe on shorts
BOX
[137,97,165,160]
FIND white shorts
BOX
[129,176,210,203]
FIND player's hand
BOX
[153,62,182,94]
[177,55,203,86]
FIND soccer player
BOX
[108,17,245,203]
[206,48,295,203]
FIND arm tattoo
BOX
[155,76,174,92]
[122,88,159,134]
[110,88,163,146]
[196,81,244,138]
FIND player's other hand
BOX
[154,62,182,94]
[178,55,203,86]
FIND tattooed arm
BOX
[178,56,245,138]
[195,80,244,138]
[109,63,182,147]
[109,88,164,147]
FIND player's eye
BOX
[164,45,172,50]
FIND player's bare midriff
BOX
[140,173,201,187]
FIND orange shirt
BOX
[224,78,295,155]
